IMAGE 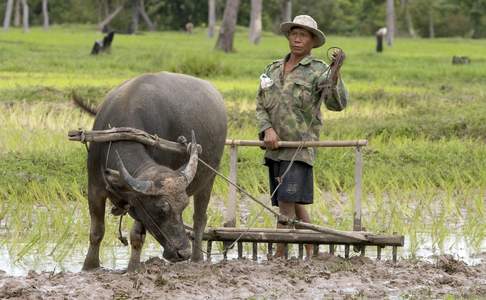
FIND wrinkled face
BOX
[130,189,191,262]
[288,27,314,56]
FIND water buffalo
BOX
[80,72,227,271]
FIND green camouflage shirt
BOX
[256,54,348,166]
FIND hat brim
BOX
[280,22,326,48]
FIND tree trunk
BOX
[21,0,28,33]
[138,0,154,31]
[98,5,123,31]
[428,5,435,38]
[14,0,20,27]
[281,0,291,23]
[42,0,49,30]
[103,0,110,18]
[129,0,139,34]
[3,0,14,31]
[208,0,216,38]
[215,0,240,53]
[249,0,262,44]
[401,0,416,37]
[470,2,482,39]
[386,0,395,45]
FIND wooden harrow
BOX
[204,139,404,262]
[69,128,405,262]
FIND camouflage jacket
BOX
[256,54,348,166]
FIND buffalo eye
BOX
[155,200,170,213]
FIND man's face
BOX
[288,27,314,56]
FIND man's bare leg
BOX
[275,201,295,258]
[295,204,313,258]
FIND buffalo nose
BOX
[177,247,192,259]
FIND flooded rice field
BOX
[1,234,486,298]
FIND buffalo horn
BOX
[180,130,199,187]
[115,151,162,195]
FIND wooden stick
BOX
[206,241,212,262]
[225,139,368,148]
[252,242,258,261]
[224,145,237,228]
[68,127,188,154]
[200,228,404,246]
[237,241,243,259]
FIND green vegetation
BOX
[3,0,486,38]
[1,26,485,267]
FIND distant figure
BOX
[91,31,115,55]
[185,22,194,34]
[452,56,470,65]
[376,27,387,53]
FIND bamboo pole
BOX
[225,139,368,148]
[354,146,363,231]
[224,145,238,228]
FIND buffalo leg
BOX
[191,176,215,262]
[127,220,146,272]
[82,187,107,271]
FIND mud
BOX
[1,254,486,299]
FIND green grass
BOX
[1,25,486,266]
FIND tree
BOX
[401,0,416,37]
[386,0,395,45]
[138,0,155,31]
[208,0,216,38]
[42,0,49,30]
[428,2,435,38]
[3,0,14,31]
[249,0,262,44]
[281,0,291,23]
[129,0,139,33]
[98,3,124,31]
[14,0,20,27]
[215,0,240,52]
[21,0,28,32]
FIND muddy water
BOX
[1,254,486,299]
[1,233,485,276]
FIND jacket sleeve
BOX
[256,82,272,137]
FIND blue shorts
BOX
[265,159,314,207]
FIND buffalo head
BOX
[104,133,199,262]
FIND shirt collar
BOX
[283,53,313,66]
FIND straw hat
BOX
[280,15,326,48]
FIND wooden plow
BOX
[206,139,404,262]
[68,128,404,262]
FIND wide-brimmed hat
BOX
[280,15,326,48]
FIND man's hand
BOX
[329,48,346,85]
[264,128,279,150]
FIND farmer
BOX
[256,15,348,258]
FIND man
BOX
[256,15,348,258]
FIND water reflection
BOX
[1,233,485,276]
